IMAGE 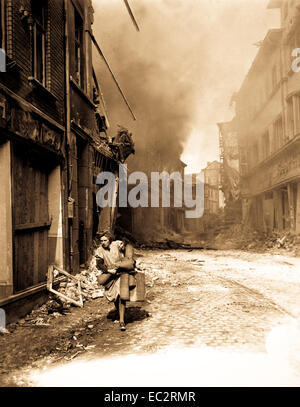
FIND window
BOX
[287,98,295,138]
[32,0,47,86]
[273,116,283,151]
[74,9,84,88]
[251,142,259,166]
[0,0,5,72]
[239,147,248,175]
[0,0,5,50]
[262,131,270,159]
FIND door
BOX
[12,143,51,292]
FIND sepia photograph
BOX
[0,0,300,391]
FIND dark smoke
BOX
[92,0,279,173]
[92,0,210,173]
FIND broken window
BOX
[32,0,48,86]
[74,9,85,89]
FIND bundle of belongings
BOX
[94,240,145,303]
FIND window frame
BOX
[0,0,6,51]
[273,115,283,152]
[74,8,85,90]
[32,0,48,88]
[287,97,295,139]
[262,130,270,159]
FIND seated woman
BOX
[95,231,135,331]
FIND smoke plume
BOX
[93,0,211,173]
[92,0,279,173]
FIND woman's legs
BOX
[114,297,119,315]
[119,296,126,330]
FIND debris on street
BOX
[47,266,83,307]
[214,223,300,255]
[47,264,104,307]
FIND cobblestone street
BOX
[1,249,300,387]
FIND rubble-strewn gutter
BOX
[0,278,64,308]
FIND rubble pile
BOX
[239,230,300,252]
[56,268,104,304]
[9,267,104,329]
[215,223,300,253]
[262,232,300,252]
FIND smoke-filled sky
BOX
[92,0,280,173]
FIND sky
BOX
[92,0,280,174]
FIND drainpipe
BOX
[64,0,72,270]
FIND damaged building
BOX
[0,0,134,320]
[185,161,224,236]
[217,121,242,226]
[117,159,187,243]
[230,0,300,234]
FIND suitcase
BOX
[129,272,145,302]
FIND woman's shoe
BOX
[120,322,126,331]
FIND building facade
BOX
[0,0,132,318]
[218,121,240,204]
[234,0,300,234]
[0,0,66,303]
[185,161,223,235]
[203,161,223,214]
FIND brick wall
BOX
[0,0,65,125]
